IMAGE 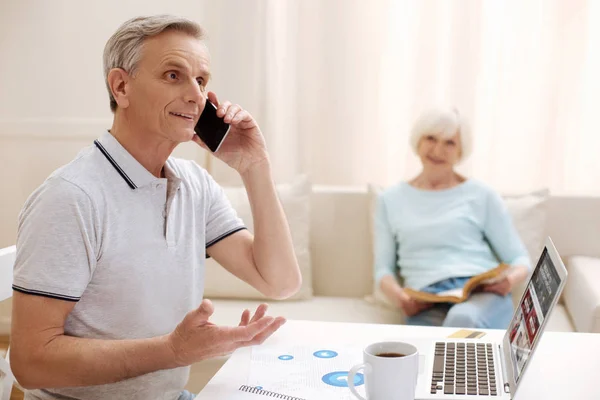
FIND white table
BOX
[195,319,600,400]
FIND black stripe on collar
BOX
[94,140,137,189]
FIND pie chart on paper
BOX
[313,350,338,359]
[321,371,365,387]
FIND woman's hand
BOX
[482,265,529,296]
[379,275,433,317]
[482,276,514,296]
[397,291,434,317]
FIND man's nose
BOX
[184,81,204,105]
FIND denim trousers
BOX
[405,277,514,329]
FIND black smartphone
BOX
[194,100,231,152]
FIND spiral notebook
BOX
[233,385,306,400]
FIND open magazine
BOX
[402,263,510,304]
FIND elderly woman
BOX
[374,108,530,328]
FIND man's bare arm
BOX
[10,293,280,389]
[10,292,177,389]
[207,162,302,300]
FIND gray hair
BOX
[103,15,205,112]
[409,107,473,161]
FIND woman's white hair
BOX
[103,15,205,112]
[409,107,472,161]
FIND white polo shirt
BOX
[13,131,245,400]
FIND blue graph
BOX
[322,371,365,387]
[313,350,339,359]
[278,355,294,361]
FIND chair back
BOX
[0,246,15,302]
[0,246,16,400]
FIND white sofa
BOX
[185,185,600,393]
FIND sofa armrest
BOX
[563,256,600,333]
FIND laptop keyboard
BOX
[431,342,498,396]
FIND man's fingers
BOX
[199,299,214,312]
[207,91,219,107]
[239,309,250,326]
[231,110,250,125]
[250,304,269,324]
[217,101,232,118]
[224,105,242,123]
[227,316,275,342]
[241,317,286,346]
[192,299,214,322]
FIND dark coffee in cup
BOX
[375,352,406,358]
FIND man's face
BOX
[125,30,210,143]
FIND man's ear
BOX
[107,68,131,109]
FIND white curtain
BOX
[202,0,600,196]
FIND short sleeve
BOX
[12,178,98,301]
[203,172,246,249]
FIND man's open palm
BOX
[168,300,286,367]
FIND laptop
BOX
[414,236,568,399]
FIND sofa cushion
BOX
[203,175,313,300]
[366,185,550,309]
[544,304,576,333]
[309,188,373,297]
[502,189,550,302]
[563,256,600,333]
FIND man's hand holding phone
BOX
[193,91,269,176]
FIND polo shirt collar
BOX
[95,130,167,190]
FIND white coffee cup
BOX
[348,341,419,400]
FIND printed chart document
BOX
[236,344,365,400]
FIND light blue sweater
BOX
[374,180,531,291]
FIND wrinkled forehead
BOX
[140,30,211,74]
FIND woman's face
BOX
[417,132,462,171]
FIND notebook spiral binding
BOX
[239,385,307,400]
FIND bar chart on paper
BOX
[238,345,366,400]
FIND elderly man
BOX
[10,15,301,400]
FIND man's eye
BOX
[446,140,456,146]
[167,72,178,80]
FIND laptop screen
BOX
[507,247,562,383]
